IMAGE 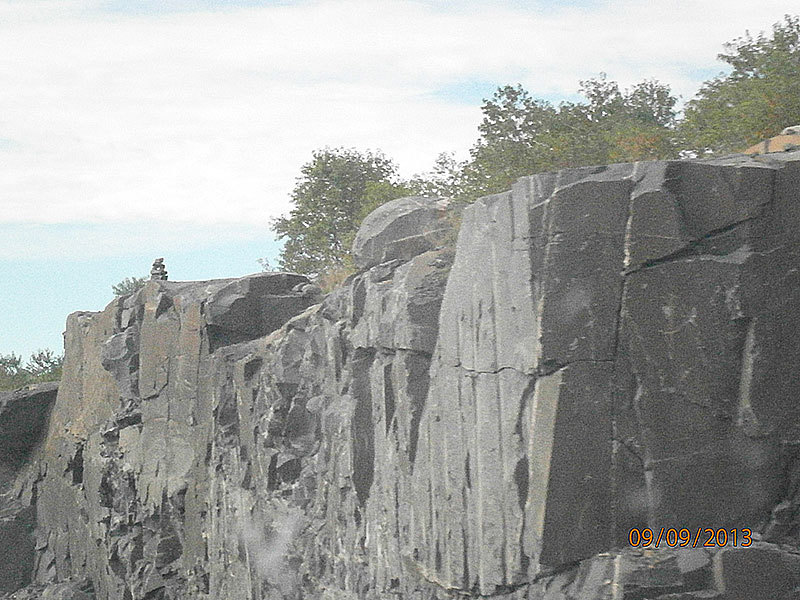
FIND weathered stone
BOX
[0,515,35,593]
[524,363,613,570]
[713,545,800,600]
[150,257,168,281]
[664,158,774,239]
[625,157,776,270]
[204,272,314,349]
[18,273,321,600]
[619,258,784,530]
[350,248,453,354]
[2,578,95,600]
[0,383,59,596]
[537,167,630,366]
[4,151,800,599]
[352,196,451,269]
[99,329,138,399]
[437,186,541,374]
[611,548,718,599]
[0,382,58,476]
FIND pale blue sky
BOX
[0,0,795,358]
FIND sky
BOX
[0,0,796,359]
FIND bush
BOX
[0,349,63,391]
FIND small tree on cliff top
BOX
[112,276,147,297]
[0,350,63,391]
[272,147,410,277]
[459,76,678,198]
[680,15,800,154]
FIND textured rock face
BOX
[0,382,58,594]
[352,195,451,269]
[5,153,800,599]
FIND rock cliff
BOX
[3,153,800,599]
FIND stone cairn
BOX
[150,258,168,281]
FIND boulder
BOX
[352,196,451,269]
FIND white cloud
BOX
[0,221,273,261]
[0,0,795,234]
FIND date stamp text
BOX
[628,527,752,548]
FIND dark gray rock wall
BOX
[5,153,800,599]
[0,382,58,594]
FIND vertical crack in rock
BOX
[382,363,395,435]
[462,509,470,592]
[405,353,430,467]
[243,358,262,383]
[351,348,376,507]
[490,240,509,587]
[494,372,509,586]
[67,442,84,486]
[514,457,528,511]
[737,317,761,437]
[609,165,639,545]
[215,377,240,440]
[351,276,367,327]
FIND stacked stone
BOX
[150,258,168,281]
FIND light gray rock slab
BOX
[524,362,613,571]
[352,196,451,270]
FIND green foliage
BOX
[459,84,559,197]
[112,276,148,297]
[270,78,677,276]
[0,349,63,391]
[680,15,800,154]
[0,354,24,390]
[459,76,678,198]
[272,147,410,276]
[256,257,273,272]
[270,16,800,282]
[407,152,469,201]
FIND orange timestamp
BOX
[628,527,752,548]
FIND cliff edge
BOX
[3,152,800,599]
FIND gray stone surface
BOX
[0,383,58,595]
[5,152,800,599]
[713,545,800,600]
[351,196,451,269]
[0,382,58,476]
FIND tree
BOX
[457,76,678,198]
[0,353,25,390]
[406,152,468,200]
[460,84,560,197]
[264,17,800,284]
[256,257,273,272]
[112,276,147,297]
[680,15,800,154]
[272,147,410,276]
[0,349,63,391]
[26,349,63,377]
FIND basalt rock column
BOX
[407,153,800,594]
[32,273,315,600]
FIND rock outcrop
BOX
[352,195,452,269]
[0,382,58,595]
[4,153,800,599]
